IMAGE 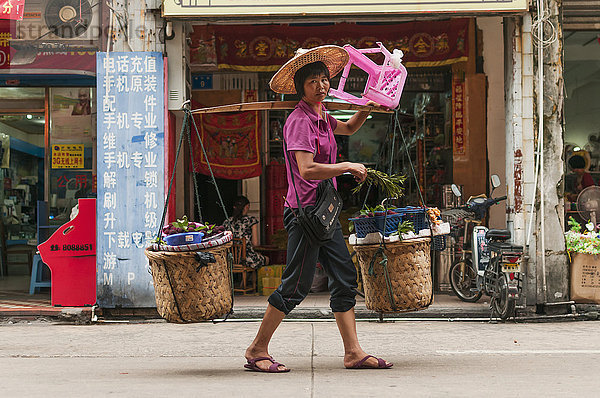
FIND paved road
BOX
[1,319,599,397]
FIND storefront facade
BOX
[0,1,167,308]
[2,1,573,310]
[163,1,529,297]
[0,1,99,289]
[562,4,600,210]
[559,1,600,306]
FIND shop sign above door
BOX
[164,0,527,17]
[191,19,469,71]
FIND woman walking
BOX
[244,45,392,373]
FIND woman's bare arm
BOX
[251,223,259,247]
[295,151,367,182]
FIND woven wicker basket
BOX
[353,238,433,313]
[145,242,232,323]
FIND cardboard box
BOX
[570,253,600,303]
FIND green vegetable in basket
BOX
[357,205,385,217]
[162,215,224,237]
[389,221,414,240]
[398,220,414,235]
[352,168,406,199]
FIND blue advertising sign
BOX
[96,52,164,307]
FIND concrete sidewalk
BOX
[2,320,600,397]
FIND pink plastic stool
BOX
[330,42,407,110]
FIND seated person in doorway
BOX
[567,153,595,201]
[222,196,268,269]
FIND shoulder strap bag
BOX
[283,132,343,247]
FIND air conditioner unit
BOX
[167,22,191,111]
[14,0,101,43]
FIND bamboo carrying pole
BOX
[190,100,399,115]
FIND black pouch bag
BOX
[284,139,343,247]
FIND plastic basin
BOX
[165,231,204,246]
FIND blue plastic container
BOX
[349,217,378,238]
[374,213,404,236]
[351,207,437,238]
[372,207,427,236]
[164,231,204,246]
[400,207,428,233]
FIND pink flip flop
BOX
[244,356,290,373]
[348,355,393,369]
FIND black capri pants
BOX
[268,207,358,315]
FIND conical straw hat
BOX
[269,45,349,94]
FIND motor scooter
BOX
[447,175,524,320]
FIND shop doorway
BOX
[194,173,239,226]
[0,87,46,291]
[48,88,96,224]
[0,87,96,295]
[564,31,600,218]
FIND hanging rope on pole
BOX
[156,106,231,241]
[361,113,395,210]
[394,110,427,208]
[187,108,230,222]
[184,111,205,222]
[156,108,189,242]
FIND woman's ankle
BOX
[343,347,365,357]
[246,343,267,356]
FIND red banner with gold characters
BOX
[452,79,466,160]
[0,0,24,21]
[191,19,469,71]
[192,103,262,180]
[0,19,12,69]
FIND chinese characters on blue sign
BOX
[96,52,164,307]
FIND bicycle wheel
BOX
[491,272,516,320]
[449,259,483,303]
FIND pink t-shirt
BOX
[284,100,338,208]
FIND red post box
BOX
[38,198,97,306]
